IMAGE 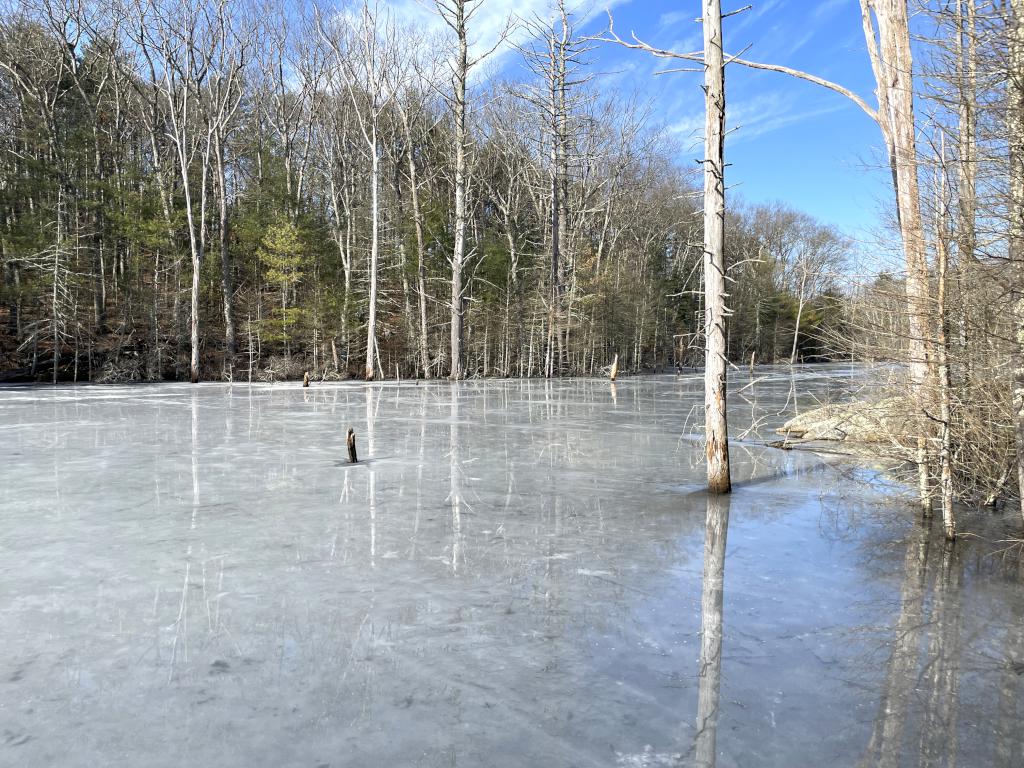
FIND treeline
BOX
[0,0,850,382]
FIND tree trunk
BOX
[790,270,806,364]
[548,111,561,379]
[449,2,469,381]
[215,132,236,375]
[366,129,380,381]
[936,151,956,540]
[190,243,202,383]
[861,0,934,510]
[703,0,731,494]
[403,122,432,379]
[861,1,933,392]
[1010,0,1024,519]
[393,160,416,373]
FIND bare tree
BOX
[517,1,594,378]
[434,0,471,380]
[393,28,440,379]
[935,138,956,539]
[601,0,732,492]
[317,0,397,380]
[132,0,245,383]
[433,0,508,380]
[788,221,846,364]
[311,68,358,373]
[701,0,730,493]
[479,83,539,376]
[209,9,252,376]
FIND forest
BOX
[0,0,851,385]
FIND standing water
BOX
[1,365,1022,767]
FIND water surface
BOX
[1,366,1022,766]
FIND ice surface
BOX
[1,365,1022,767]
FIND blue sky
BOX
[586,0,889,242]
[388,0,890,243]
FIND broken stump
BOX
[346,427,358,463]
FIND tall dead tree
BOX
[518,1,592,379]
[602,1,732,492]
[702,0,731,493]
[394,89,433,378]
[935,139,956,540]
[434,0,471,380]
[1010,0,1024,521]
[433,0,508,380]
[860,0,932,392]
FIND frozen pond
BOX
[1,366,1022,767]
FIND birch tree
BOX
[1010,0,1024,522]
[433,0,472,380]
[317,0,396,380]
[390,25,438,379]
[432,0,508,379]
[518,1,593,378]
[134,0,244,383]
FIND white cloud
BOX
[381,0,633,71]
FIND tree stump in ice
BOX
[346,428,358,463]
[303,371,310,387]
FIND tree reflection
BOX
[995,557,1024,768]
[859,520,932,768]
[693,493,730,768]
[859,521,966,768]
[450,382,463,576]
[918,542,963,767]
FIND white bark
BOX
[860,0,932,393]
[703,0,731,493]
[437,0,470,380]
[367,127,380,380]
[1010,0,1024,519]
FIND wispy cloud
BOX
[812,0,848,23]
[658,9,692,28]
[668,90,852,150]
[381,0,632,70]
[728,0,783,38]
[731,99,849,142]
